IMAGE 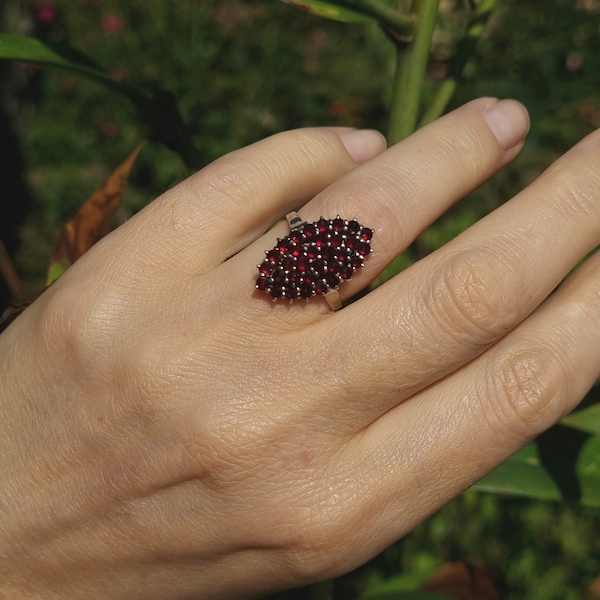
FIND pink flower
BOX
[565,51,583,72]
[34,2,57,25]
[99,120,120,138]
[102,14,125,35]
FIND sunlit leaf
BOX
[279,0,376,23]
[0,34,121,91]
[473,427,600,507]
[474,443,560,501]
[46,142,146,285]
[562,401,600,436]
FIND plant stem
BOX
[352,0,413,35]
[419,0,498,126]
[0,238,25,303]
[387,0,440,144]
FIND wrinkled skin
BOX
[2,98,600,599]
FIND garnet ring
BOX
[256,211,373,311]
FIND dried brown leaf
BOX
[46,141,146,285]
[420,562,498,600]
[585,575,600,600]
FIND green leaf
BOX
[0,34,196,165]
[360,591,448,600]
[46,261,69,287]
[357,567,445,600]
[473,426,600,507]
[0,34,119,90]
[474,443,561,501]
[279,0,377,23]
[562,401,600,436]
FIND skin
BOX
[1,97,600,599]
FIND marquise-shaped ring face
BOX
[256,217,373,303]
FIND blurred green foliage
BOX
[1,0,600,597]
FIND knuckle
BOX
[184,160,253,222]
[545,145,600,223]
[325,170,405,250]
[35,281,97,366]
[486,347,569,438]
[278,505,354,584]
[547,173,600,224]
[431,249,519,347]
[434,122,491,176]
[282,128,343,169]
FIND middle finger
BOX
[234,98,529,322]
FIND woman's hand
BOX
[2,98,600,599]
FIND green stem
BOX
[387,0,440,144]
[352,0,413,35]
[419,0,498,126]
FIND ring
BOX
[256,212,373,311]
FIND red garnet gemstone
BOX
[311,258,326,276]
[273,268,287,284]
[347,220,360,234]
[302,223,317,239]
[306,245,319,260]
[317,218,329,233]
[345,236,357,250]
[299,282,314,299]
[259,261,274,276]
[270,284,284,299]
[322,246,336,261]
[282,255,296,271]
[257,217,373,302]
[333,249,348,263]
[284,283,298,300]
[256,276,271,291]
[339,264,353,280]
[326,260,340,274]
[266,249,280,263]
[315,231,328,247]
[356,241,370,256]
[296,256,310,272]
[329,233,344,248]
[332,217,345,232]
[315,279,328,295]
[351,256,363,270]
[289,230,303,245]
[277,239,291,253]
[325,272,340,288]
[360,227,373,241]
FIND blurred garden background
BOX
[1,0,600,597]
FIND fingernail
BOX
[339,129,387,164]
[482,100,530,150]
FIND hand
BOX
[2,98,599,599]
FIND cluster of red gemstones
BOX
[256,216,373,302]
